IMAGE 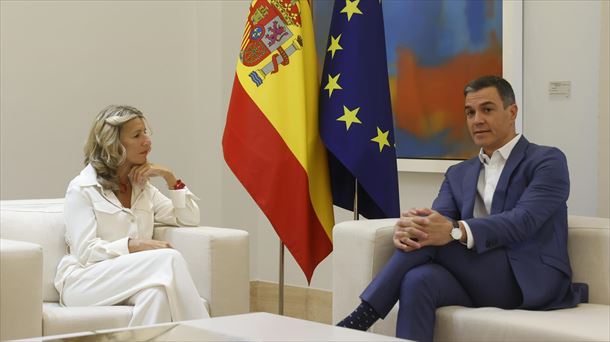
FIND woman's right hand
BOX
[128,163,177,189]
[128,238,173,253]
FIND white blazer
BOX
[54,164,200,295]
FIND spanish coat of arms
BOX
[240,0,304,86]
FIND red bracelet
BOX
[173,179,186,190]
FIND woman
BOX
[54,105,209,326]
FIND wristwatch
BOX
[450,219,463,241]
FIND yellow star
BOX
[371,127,390,152]
[327,34,343,59]
[337,105,362,130]
[324,73,342,98]
[341,0,363,22]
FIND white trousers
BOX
[61,248,209,326]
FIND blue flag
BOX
[319,0,400,219]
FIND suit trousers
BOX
[61,248,209,326]
[361,242,522,342]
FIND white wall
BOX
[523,0,606,217]
[598,0,610,218]
[1,0,608,292]
[2,2,190,199]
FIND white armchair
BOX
[333,216,610,341]
[0,198,250,341]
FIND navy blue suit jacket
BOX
[432,136,582,309]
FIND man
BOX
[337,76,586,342]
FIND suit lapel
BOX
[490,136,529,214]
[462,159,481,219]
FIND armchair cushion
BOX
[153,226,249,317]
[433,304,610,342]
[0,199,65,302]
[42,303,132,337]
[0,239,43,341]
[566,215,610,305]
[332,218,395,325]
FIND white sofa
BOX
[0,198,250,341]
[333,215,610,341]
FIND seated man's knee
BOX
[400,264,445,298]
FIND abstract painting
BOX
[315,0,503,160]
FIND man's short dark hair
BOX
[464,75,516,108]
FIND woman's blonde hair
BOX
[84,105,147,190]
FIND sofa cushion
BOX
[434,304,610,341]
[43,302,132,336]
[1,199,66,302]
[42,298,210,336]
[567,215,610,305]
[0,239,43,340]
[372,304,610,341]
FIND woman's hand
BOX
[128,238,173,253]
[128,163,177,189]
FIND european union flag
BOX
[319,0,400,219]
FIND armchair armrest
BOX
[332,218,397,324]
[153,226,249,317]
[0,239,43,340]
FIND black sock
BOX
[336,301,380,331]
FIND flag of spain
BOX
[222,0,334,282]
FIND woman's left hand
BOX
[129,163,176,188]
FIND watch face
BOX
[451,228,462,240]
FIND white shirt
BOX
[54,164,200,294]
[461,134,521,249]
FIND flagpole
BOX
[354,179,359,220]
[279,241,285,315]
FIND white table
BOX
[37,312,406,341]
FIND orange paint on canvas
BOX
[392,34,502,142]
